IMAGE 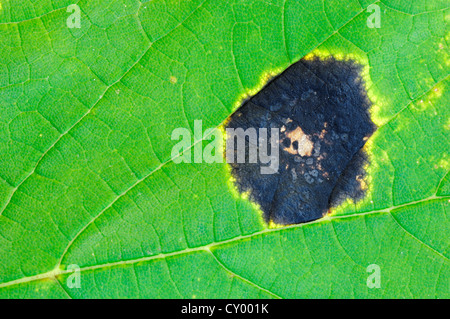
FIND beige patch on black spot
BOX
[283,126,314,156]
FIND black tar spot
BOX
[225,56,377,225]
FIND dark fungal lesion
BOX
[225,56,377,225]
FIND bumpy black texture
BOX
[225,57,377,225]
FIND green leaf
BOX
[0,0,448,298]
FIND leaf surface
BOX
[0,0,448,298]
